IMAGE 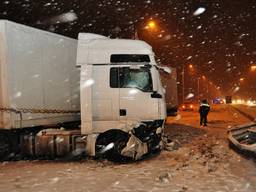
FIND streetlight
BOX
[132,20,158,39]
[239,77,245,82]
[144,19,159,54]
[132,20,158,42]
[145,20,157,31]
[251,65,256,72]
[147,21,156,30]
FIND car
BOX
[213,98,224,104]
[180,102,195,111]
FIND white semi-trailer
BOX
[0,20,168,161]
[0,20,80,129]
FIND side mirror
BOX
[151,91,163,98]
[162,67,172,74]
[157,66,172,74]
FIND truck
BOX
[160,67,178,116]
[0,20,168,161]
[225,96,232,104]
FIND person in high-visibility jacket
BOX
[199,99,210,126]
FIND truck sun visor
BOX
[110,54,150,63]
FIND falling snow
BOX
[0,0,255,99]
[193,7,206,16]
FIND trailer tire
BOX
[95,130,132,162]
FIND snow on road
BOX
[232,104,256,121]
[0,104,255,192]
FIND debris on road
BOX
[162,136,181,151]
[228,122,256,155]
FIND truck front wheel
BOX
[95,130,132,162]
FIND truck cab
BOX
[77,33,167,160]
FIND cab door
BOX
[92,65,120,121]
[117,66,160,122]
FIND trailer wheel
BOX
[95,130,132,162]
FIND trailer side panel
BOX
[0,20,80,129]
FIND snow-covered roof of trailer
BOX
[77,33,155,65]
[0,20,77,43]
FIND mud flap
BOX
[121,133,148,160]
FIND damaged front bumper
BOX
[121,120,164,160]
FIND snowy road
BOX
[0,104,256,192]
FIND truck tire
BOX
[95,130,132,162]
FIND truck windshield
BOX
[110,67,153,92]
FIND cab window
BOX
[110,67,153,92]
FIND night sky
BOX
[1,0,255,99]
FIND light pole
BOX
[201,75,208,100]
[182,64,194,103]
[206,81,209,99]
[250,65,256,99]
[182,65,185,103]
[132,21,139,40]
[197,77,200,102]
[134,27,138,39]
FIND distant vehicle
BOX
[180,102,194,111]
[225,96,232,104]
[213,98,224,104]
